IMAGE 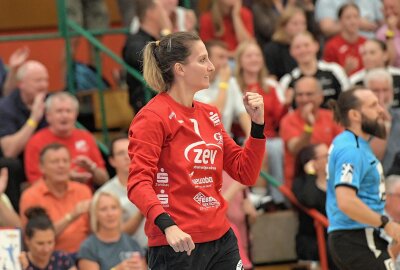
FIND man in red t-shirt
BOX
[280,76,342,188]
[24,92,108,186]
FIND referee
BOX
[326,87,400,270]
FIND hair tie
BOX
[155,40,160,46]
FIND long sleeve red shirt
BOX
[127,93,266,247]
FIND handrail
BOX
[260,171,329,270]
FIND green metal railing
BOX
[1,0,192,147]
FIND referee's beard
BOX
[361,113,387,139]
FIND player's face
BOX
[358,90,387,139]
[180,40,215,92]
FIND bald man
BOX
[0,60,49,158]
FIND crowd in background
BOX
[1,0,400,269]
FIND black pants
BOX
[328,228,394,270]
[148,228,243,270]
[0,158,25,212]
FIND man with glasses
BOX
[280,76,342,188]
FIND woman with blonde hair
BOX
[235,40,290,206]
[200,0,254,55]
[128,31,266,269]
[78,191,145,270]
[264,6,307,79]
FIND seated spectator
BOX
[323,3,366,76]
[122,0,166,112]
[350,39,400,108]
[280,31,350,108]
[20,143,92,254]
[280,76,342,188]
[376,0,400,68]
[199,0,254,55]
[315,0,383,38]
[235,40,290,204]
[97,136,147,249]
[194,40,250,137]
[0,168,20,227]
[363,69,400,175]
[0,60,49,210]
[0,47,30,97]
[24,92,108,186]
[0,60,48,158]
[19,207,76,270]
[78,191,145,270]
[264,6,306,80]
[292,144,338,269]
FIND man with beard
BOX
[326,87,400,270]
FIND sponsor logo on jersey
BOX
[340,163,354,184]
[193,192,220,209]
[214,132,223,145]
[184,141,221,171]
[156,168,169,187]
[191,176,213,185]
[157,189,169,207]
[209,112,221,126]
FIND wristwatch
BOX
[379,215,390,229]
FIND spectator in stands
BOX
[385,175,400,269]
[323,3,366,76]
[0,168,20,227]
[0,60,48,211]
[24,92,108,186]
[376,0,400,68]
[78,191,145,270]
[235,40,290,204]
[292,143,339,269]
[199,0,254,55]
[251,0,284,47]
[264,6,306,80]
[315,0,383,39]
[280,31,350,108]
[0,47,30,97]
[280,76,342,188]
[350,39,400,108]
[0,60,48,159]
[19,207,76,270]
[194,40,250,137]
[122,0,168,112]
[159,0,197,33]
[363,69,400,175]
[20,143,92,254]
[96,136,147,249]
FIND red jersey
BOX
[323,34,366,75]
[199,7,254,52]
[280,109,342,188]
[246,81,288,138]
[24,128,106,183]
[127,93,266,247]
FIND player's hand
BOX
[165,225,195,256]
[243,92,264,125]
[385,221,400,243]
